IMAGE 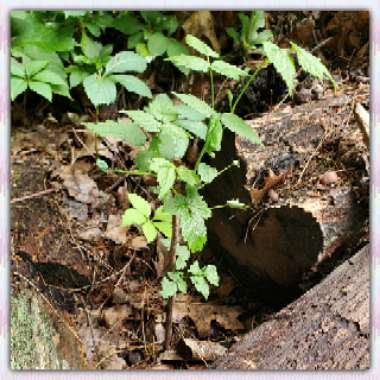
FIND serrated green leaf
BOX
[81,34,102,60]
[28,81,52,101]
[175,104,205,121]
[176,166,200,187]
[167,55,209,73]
[167,272,187,293]
[175,246,190,270]
[221,113,261,144]
[211,60,248,80]
[150,158,176,199]
[226,27,240,44]
[176,120,207,140]
[204,116,223,154]
[32,69,67,86]
[105,51,147,74]
[160,276,178,298]
[153,207,172,223]
[83,120,146,146]
[291,42,336,91]
[69,67,89,88]
[96,158,109,172]
[11,77,27,101]
[123,110,161,132]
[111,74,152,98]
[145,94,178,122]
[189,260,202,275]
[190,274,209,300]
[204,265,219,286]
[166,38,189,57]
[147,32,168,56]
[197,163,218,184]
[185,34,219,58]
[128,193,151,218]
[83,74,116,106]
[122,208,146,226]
[24,59,49,78]
[153,221,172,238]
[113,13,143,35]
[11,58,25,77]
[158,124,189,160]
[142,221,157,243]
[263,41,296,94]
[173,92,215,118]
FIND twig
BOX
[11,188,60,204]
[354,102,370,148]
[164,215,179,350]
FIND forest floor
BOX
[10,10,370,370]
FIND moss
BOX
[11,290,70,370]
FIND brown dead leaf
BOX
[173,295,244,337]
[102,304,134,328]
[130,236,148,250]
[105,214,128,244]
[177,338,227,362]
[78,227,103,241]
[250,169,285,204]
[182,11,220,53]
[57,165,110,207]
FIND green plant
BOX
[111,11,188,60]
[86,32,336,303]
[226,11,274,52]
[69,33,152,107]
[11,56,70,101]
[10,11,153,107]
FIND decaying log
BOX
[207,94,369,291]
[213,244,369,370]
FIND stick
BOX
[11,188,60,204]
[354,102,370,148]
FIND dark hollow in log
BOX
[213,244,370,370]
[206,95,368,293]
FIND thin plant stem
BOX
[113,168,154,177]
[231,62,267,114]
[209,65,215,109]
[164,215,179,350]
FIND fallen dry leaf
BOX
[102,304,134,328]
[173,295,244,337]
[105,214,128,244]
[57,165,110,207]
[250,169,285,204]
[177,338,227,362]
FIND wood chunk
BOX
[214,245,369,370]
[206,95,368,290]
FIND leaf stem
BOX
[231,62,267,114]
[209,65,215,109]
[113,168,154,177]
[164,215,179,350]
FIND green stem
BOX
[197,160,239,190]
[194,143,207,171]
[113,168,154,177]
[231,62,267,114]
[209,66,215,109]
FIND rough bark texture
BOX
[214,244,370,370]
[207,94,368,291]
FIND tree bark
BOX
[214,244,370,370]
